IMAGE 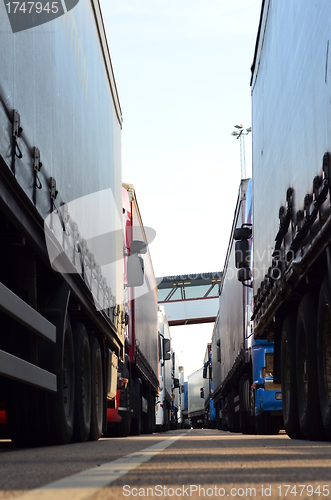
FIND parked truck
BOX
[170,348,180,429]
[107,184,159,436]
[156,305,172,432]
[203,343,216,429]
[178,365,185,427]
[0,1,149,447]
[241,0,331,441]
[188,367,205,428]
[212,179,282,435]
[182,381,189,428]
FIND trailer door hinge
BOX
[12,110,23,159]
[33,147,43,191]
[50,177,58,201]
[33,147,42,172]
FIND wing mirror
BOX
[127,254,144,287]
[130,240,147,254]
[163,338,171,361]
[234,224,252,288]
[173,378,180,389]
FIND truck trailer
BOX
[170,348,180,429]
[188,367,205,429]
[107,184,159,436]
[242,0,331,441]
[203,343,216,429]
[182,381,189,428]
[178,365,185,427]
[0,1,148,446]
[212,180,282,435]
[156,305,172,432]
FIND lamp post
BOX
[231,124,251,179]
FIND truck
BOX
[170,348,180,429]
[156,305,172,432]
[178,365,185,427]
[107,184,159,436]
[0,1,148,447]
[182,381,190,429]
[212,179,282,435]
[203,343,216,429]
[188,367,205,429]
[242,0,331,441]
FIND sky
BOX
[99,0,262,377]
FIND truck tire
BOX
[239,376,255,434]
[281,313,304,439]
[43,312,76,446]
[72,324,91,442]
[89,336,103,441]
[296,292,325,440]
[317,275,331,439]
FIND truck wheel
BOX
[72,324,91,442]
[296,292,325,440]
[239,376,255,434]
[43,313,75,445]
[89,336,103,441]
[317,275,331,439]
[281,313,304,439]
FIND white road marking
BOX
[16,433,188,500]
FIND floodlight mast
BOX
[231,125,251,179]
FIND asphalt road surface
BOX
[0,429,331,500]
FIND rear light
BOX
[275,392,282,400]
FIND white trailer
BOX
[248,0,331,440]
[156,306,172,431]
[188,367,205,428]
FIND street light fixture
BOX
[231,124,251,179]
